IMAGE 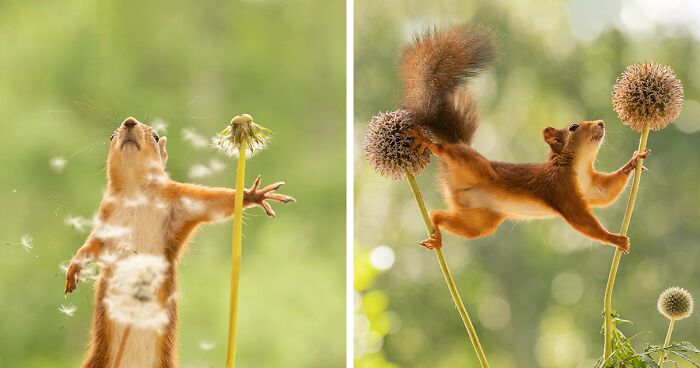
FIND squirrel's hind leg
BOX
[420,208,504,249]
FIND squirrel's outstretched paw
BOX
[246,176,296,217]
[64,263,80,294]
[419,231,442,250]
[634,148,651,160]
[611,235,630,254]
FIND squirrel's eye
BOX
[152,132,160,142]
[568,123,579,132]
[110,133,115,141]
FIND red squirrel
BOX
[401,25,648,252]
[64,117,294,368]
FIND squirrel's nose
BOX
[597,120,605,128]
[123,118,137,128]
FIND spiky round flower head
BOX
[363,109,431,180]
[612,62,684,132]
[212,113,272,158]
[657,287,694,321]
[104,254,170,333]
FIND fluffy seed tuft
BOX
[658,286,694,321]
[363,109,431,180]
[212,114,271,158]
[104,254,170,334]
[612,62,684,132]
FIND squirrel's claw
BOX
[405,129,431,155]
[246,178,295,217]
[64,263,80,295]
[419,231,442,250]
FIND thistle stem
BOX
[226,139,247,368]
[112,326,131,368]
[405,171,489,368]
[658,319,675,366]
[602,123,651,362]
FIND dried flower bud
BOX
[363,109,431,180]
[212,113,271,158]
[612,62,684,132]
[658,287,694,321]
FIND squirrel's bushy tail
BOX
[400,25,498,144]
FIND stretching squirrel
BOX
[64,117,294,368]
[402,25,648,252]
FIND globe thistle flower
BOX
[658,287,694,321]
[612,62,684,132]
[363,109,431,180]
[212,113,271,158]
[104,254,170,334]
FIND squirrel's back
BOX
[400,25,499,144]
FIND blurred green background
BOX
[0,1,344,367]
[354,0,700,367]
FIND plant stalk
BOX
[226,139,247,368]
[405,171,489,368]
[658,319,675,366]
[112,326,131,368]
[603,123,651,362]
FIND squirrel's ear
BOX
[542,127,564,153]
[158,136,168,165]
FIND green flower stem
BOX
[226,138,247,368]
[603,123,651,362]
[405,171,489,368]
[658,319,675,366]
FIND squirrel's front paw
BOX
[419,230,442,250]
[405,129,432,155]
[64,262,81,294]
[622,148,651,174]
[245,176,296,217]
[610,235,630,254]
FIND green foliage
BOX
[595,314,700,368]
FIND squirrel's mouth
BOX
[591,129,605,142]
[120,138,141,150]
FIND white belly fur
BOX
[103,192,171,366]
[457,188,556,220]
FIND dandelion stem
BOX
[226,138,247,368]
[405,171,489,368]
[112,326,131,368]
[658,319,675,366]
[603,122,651,362]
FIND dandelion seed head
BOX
[658,286,694,321]
[104,254,170,333]
[363,109,431,180]
[612,62,684,132]
[212,114,271,158]
[49,155,67,173]
[58,304,77,317]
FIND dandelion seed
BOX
[123,193,148,207]
[17,234,33,252]
[64,215,91,233]
[104,254,170,333]
[58,304,77,317]
[182,128,209,149]
[94,223,130,241]
[49,155,67,173]
[151,118,168,133]
[188,164,212,179]
[208,158,225,172]
[199,341,215,351]
[181,197,206,214]
[58,262,70,274]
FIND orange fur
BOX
[65,117,294,368]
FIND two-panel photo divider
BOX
[1,0,699,367]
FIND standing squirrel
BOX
[401,25,648,252]
[64,117,294,368]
